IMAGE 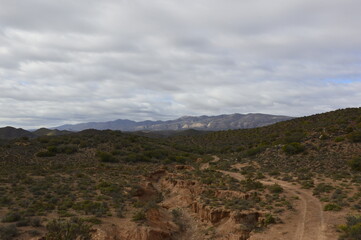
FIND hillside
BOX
[0,126,34,140]
[0,108,360,240]
[169,107,361,175]
[55,113,293,132]
[0,127,71,140]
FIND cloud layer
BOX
[1,0,361,128]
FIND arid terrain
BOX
[1,108,361,240]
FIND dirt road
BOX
[221,170,330,240]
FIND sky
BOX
[1,0,361,128]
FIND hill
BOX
[33,128,72,137]
[0,127,71,140]
[0,126,34,140]
[169,107,361,175]
[55,113,294,132]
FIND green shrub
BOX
[96,151,118,163]
[132,210,146,222]
[324,203,341,211]
[241,178,264,191]
[53,144,78,154]
[244,147,264,157]
[348,157,361,171]
[72,201,108,216]
[282,142,305,155]
[334,136,345,142]
[264,213,276,225]
[268,184,284,194]
[45,218,92,240]
[313,183,334,195]
[339,215,361,240]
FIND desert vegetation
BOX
[0,108,361,239]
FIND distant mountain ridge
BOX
[55,113,294,132]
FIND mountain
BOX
[55,113,294,132]
[0,126,35,140]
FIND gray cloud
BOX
[0,0,361,128]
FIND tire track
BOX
[221,170,327,240]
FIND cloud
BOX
[0,0,361,128]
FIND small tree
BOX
[282,142,305,155]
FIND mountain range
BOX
[0,113,293,140]
[55,113,294,132]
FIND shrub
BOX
[0,225,18,240]
[348,157,361,171]
[96,151,118,163]
[324,203,341,211]
[313,183,334,195]
[1,211,22,223]
[132,210,146,222]
[264,213,276,225]
[72,200,108,216]
[244,147,264,157]
[348,131,361,143]
[282,142,305,155]
[268,184,284,194]
[58,144,78,154]
[334,136,345,142]
[45,218,92,240]
[339,215,361,240]
[241,178,264,191]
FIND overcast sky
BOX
[1,0,361,128]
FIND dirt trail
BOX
[200,155,220,170]
[221,170,329,240]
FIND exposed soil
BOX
[200,155,220,170]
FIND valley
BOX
[0,108,361,240]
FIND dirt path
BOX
[200,155,220,170]
[221,171,329,240]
